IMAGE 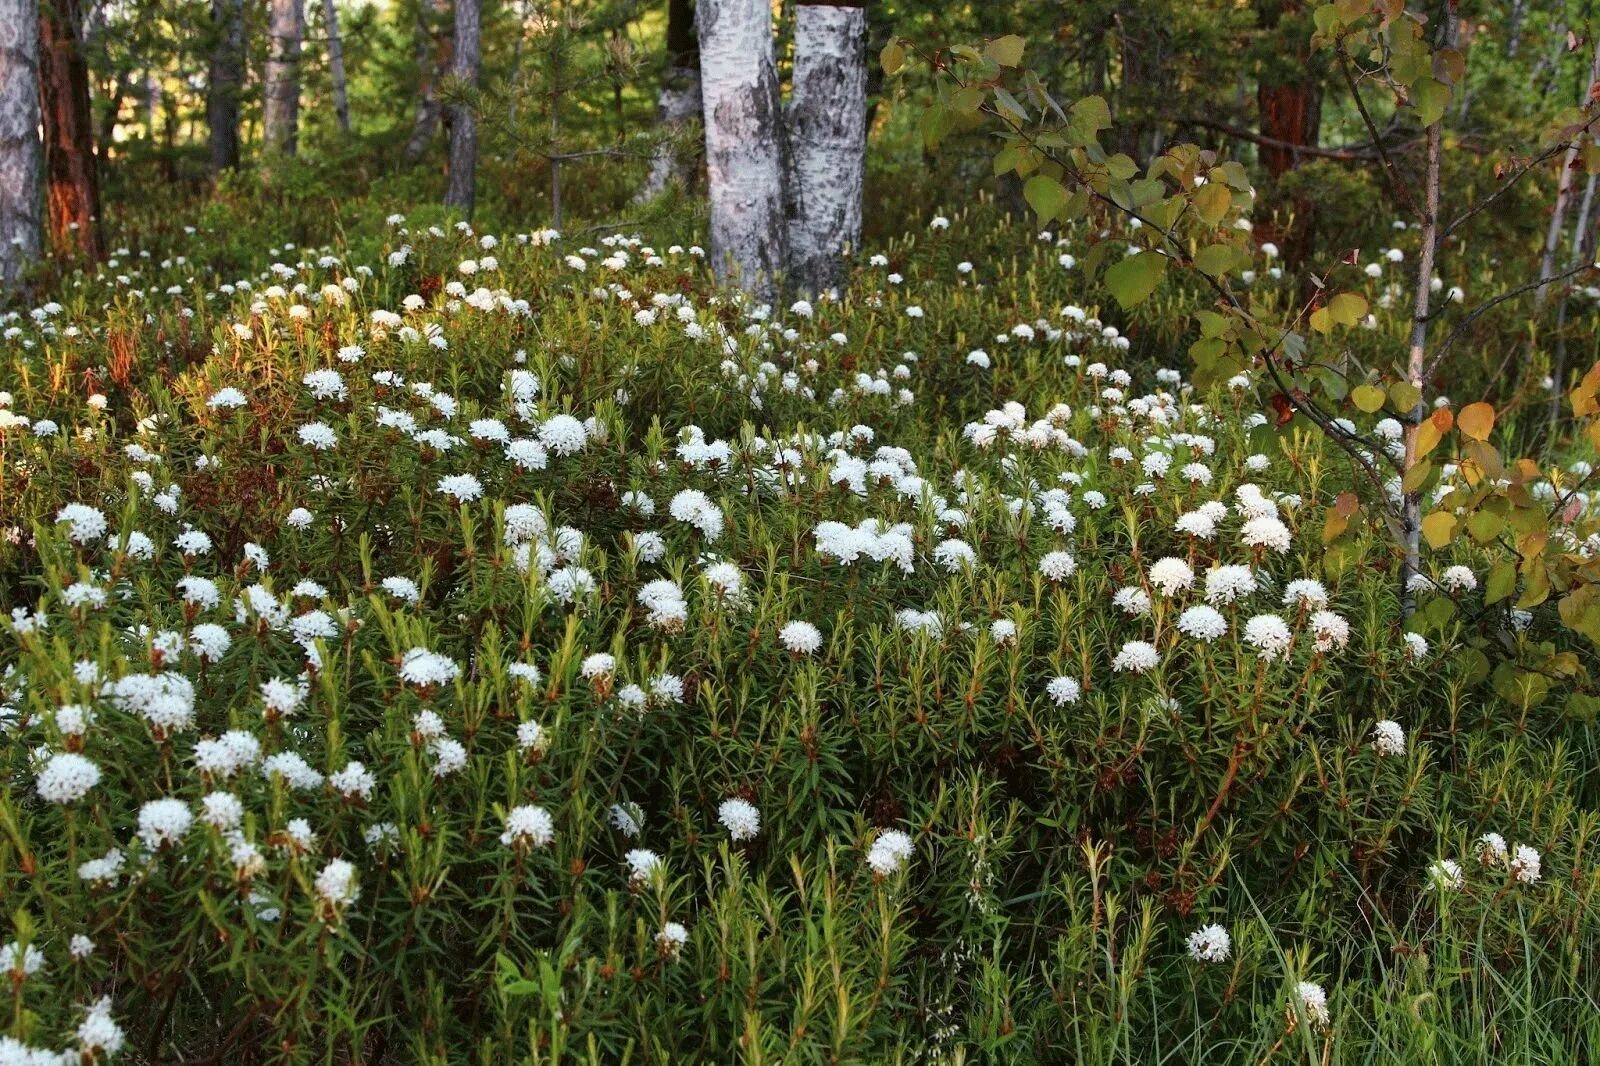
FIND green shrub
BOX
[1,210,1599,1063]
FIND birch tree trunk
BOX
[637,0,700,200]
[785,0,867,295]
[0,0,42,292]
[1536,34,1600,307]
[442,0,479,215]
[402,0,452,165]
[698,0,786,298]
[1400,7,1457,619]
[143,71,159,138]
[264,0,304,156]
[323,0,351,135]
[1549,169,1600,424]
[206,0,244,172]
[37,0,101,260]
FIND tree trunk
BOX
[264,0,304,156]
[698,0,786,298]
[549,38,563,227]
[1114,13,1148,159]
[1257,82,1320,179]
[637,0,701,200]
[442,0,479,215]
[1400,7,1457,620]
[1536,33,1600,307]
[1255,0,1321,268]
[1549,169,1599,424]
[97,71,131,174]
[37,0,101,260]
[786,0,866,295]
[323,0,350,135]
[0,0,42,292]
[158,78,177,182]
[402,0,452,165]
[143,70,158,138]
[207,0,244,173]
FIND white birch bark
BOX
[786,2,867,295]
[637,65,701,200]
[0,0,42,291]
[697,0,785,299]
[1536,34,1600,306]
[264,0,304,155]
[443,0,479,215]
[323,0,351,136]
[1400,7,1457,618]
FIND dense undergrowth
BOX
[2,198,1600,1063]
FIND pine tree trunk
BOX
[264,0,304,156]
[37,0,100,260]
[402,0,452,165]
[323,0,351,135]
[207,0,243,173]
[442,0,479,215]
[785,1,866,296]
[637,0,700,201]
[0,0,42,292]
[1257,82,1320,178]
[697,0,786,298]
[1255,0,1321,268]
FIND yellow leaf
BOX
[1193,184,1231,226]
[1413,419,1443,458]
[984,34,1025,67]
[1327,292,1368,326]
[1457,401,1495,440]
[1421,511,1456,548]
[1402,458,1432,493]
[880,41,906,75]
[1351,384,1386,412]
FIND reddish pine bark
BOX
[1255,0,1322,267]
[37,0,101,260]
[1257,81,1321,179]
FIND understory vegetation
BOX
[1,0,1600,1060]
[1,193,1599,1062]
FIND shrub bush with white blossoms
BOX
[0,206,1596,1061]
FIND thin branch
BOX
[1441,112,1600,241]
[1259,352,1398,499]
[1336,42,1418,217]
[1424,259,1598,378]
[1548,466,1600,521]
[970,93,1402,501]
[1175,116,1420,162]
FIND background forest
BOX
[2,0,1600,1063]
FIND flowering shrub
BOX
[2,210,1599,1061]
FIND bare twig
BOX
[1442,113,1600,242]
[1335,42,1418,217]
[1176,116,1420,163]
[1424,259,1598,379]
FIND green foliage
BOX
[2,190,1600,1061]
[892,8,1600,666]
[6,0,1600,1060]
